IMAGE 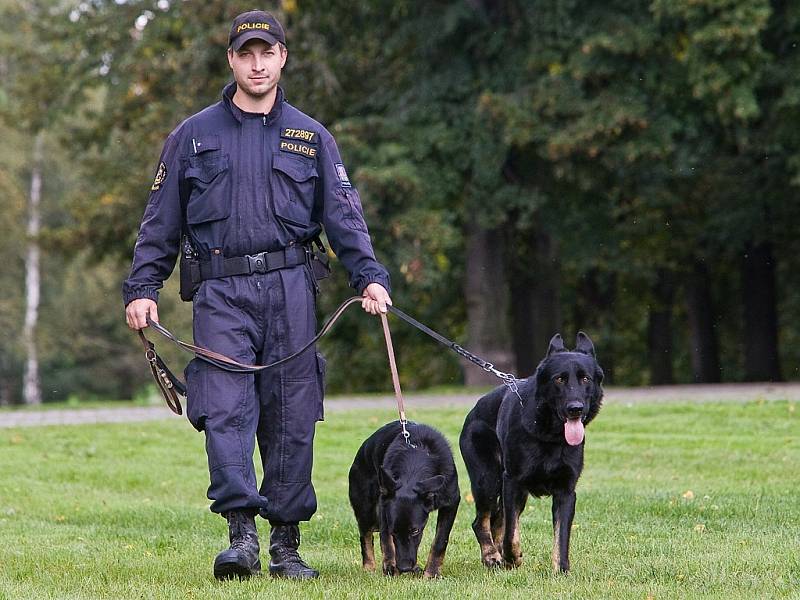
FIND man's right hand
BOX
[125,298,159,330]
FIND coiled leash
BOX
[138,296,522,421]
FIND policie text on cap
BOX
[228,10,286,51]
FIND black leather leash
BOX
[138,296,521,415]
[385,305,520,391]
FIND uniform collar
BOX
[222,82,284,125]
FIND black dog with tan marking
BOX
[459,332,603,573]
[348,421,460,577]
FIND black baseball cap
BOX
[228,10,286,51]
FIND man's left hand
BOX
[362,283,392,315]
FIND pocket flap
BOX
[192,135,220,154]
[273,153,318,183]
[186,154,229,184]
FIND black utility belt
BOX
[194,245,308,282]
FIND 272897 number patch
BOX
[281,128,316,143]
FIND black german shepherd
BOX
[348,421,460,577]
[459,332,603,573]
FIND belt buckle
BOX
[248,252,268,274]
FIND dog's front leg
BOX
[379,529,398,576]
[359,527,376,571]
[423,501,459,578]
[501,473,526,568]
[378,508,398,576]
[551,490,576,573]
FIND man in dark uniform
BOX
[123,10,391,581]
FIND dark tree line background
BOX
[1,0,799,404]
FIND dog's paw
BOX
[503,553,523,569]
[362,559,376,572]
[423,567,441,579]
[482,552,503,569]
[382,562,398,577]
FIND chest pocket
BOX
[271,153,317,228]
[185,135,231,225]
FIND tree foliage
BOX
[1,0,799,403]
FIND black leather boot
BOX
[213,510,261,580]
[268,523,319,579]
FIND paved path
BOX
[0,382,798,428]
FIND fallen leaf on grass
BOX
[465,492,474,504]
[682,490,694,500]
[694,523,706,533]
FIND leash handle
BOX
[380,312,414,447]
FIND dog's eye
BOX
[554,376,565,385]
[410,528,421,537]
[582,375,591,383]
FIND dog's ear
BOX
[547,334,566,356]
[379,467,398,497]
[575,331,595,357]
[414,475,445,496]
[415,475,445,510]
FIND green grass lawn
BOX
[0,400,797,599]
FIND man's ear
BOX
[279,44,288,68]
[227,48,235,69]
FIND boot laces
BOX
[273,531,311,566]
[277,547,311,568]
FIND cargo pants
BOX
[184,265,324,522]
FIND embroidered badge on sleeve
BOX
[151,161,167,191]
[334,163,352,187]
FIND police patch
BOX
[151,161,167,191]
[279,140,317,158]
[281,128,317,143]
[335,163,352,187]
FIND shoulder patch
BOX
[334,163,352,187]
[279,140,318,158]
[281,128,317,143]
[151,161,167,191]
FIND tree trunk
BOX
[463,217,514,386]
[742,241,782,381]
[684,260,721,383]
[23,131,43,406]
[573,269,616,383]
[648,269,674,385]
[507,227,561,377]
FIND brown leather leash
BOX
[138,296,363,416]
[379,312,414,446]
[138,296,521,427]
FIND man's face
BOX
[227,39,287,100]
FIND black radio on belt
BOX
[179,234,201,302]
[308,236,331,280]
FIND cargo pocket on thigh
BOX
[185,358,208,432]
[315,351,326,422]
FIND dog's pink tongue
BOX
[564,419,585,446]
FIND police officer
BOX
[123,10,391,581]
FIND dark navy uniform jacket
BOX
[123,82,390,305]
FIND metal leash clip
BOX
[400,418,415,448]
[494,370,523,406]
